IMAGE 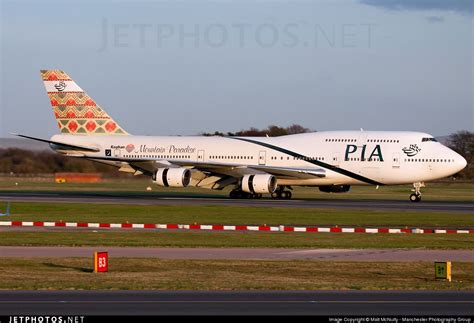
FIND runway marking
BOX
[1,194,473,214]
[1,220,472,235]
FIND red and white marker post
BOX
[93,251,108,273]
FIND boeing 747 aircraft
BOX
[15,70,467,202]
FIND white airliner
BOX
[15,70,467,202]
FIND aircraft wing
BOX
[248,165,326,179]
[171,161,326,179]
[109,158,325,179]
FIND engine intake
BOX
[319,185,351,193]
[154,168,191,188]
[241,174,277,194]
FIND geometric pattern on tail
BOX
[40,70,128,135]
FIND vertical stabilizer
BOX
[40,70,129,135]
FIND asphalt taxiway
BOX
[1,246,474,261]
[1,192,473,213]
[1,291,473,315]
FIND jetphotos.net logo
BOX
[98,19,377,52]
[8,316,85,323]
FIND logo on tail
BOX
[54,81,67,92]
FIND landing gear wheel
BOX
[409,182,424,203]
[271,186,293,199]
[229,190,241,199]
[271,192,281,199]
[230,189,263,199]
[282,191,292,199]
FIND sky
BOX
[0,0,472,138]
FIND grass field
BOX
[0,178,472,291]
[1,258,472,290]
[1,177,473,202]
[0,178,472,249]
[1,201,473,249]
[4,202,474,227]
[1,230,474,249]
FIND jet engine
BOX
[154,168,191,188]
[241,174,277,194]
[319,185,351,193]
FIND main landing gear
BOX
[229,189,262,199]
[409,182,424,202]
[228,186,293,199]
[271,186,292,200]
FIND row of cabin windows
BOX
[296,156,324,161]
[210,156,254,160]
[326,139,356,142]
[121,155,454,164]
[405,158,454,163]
[368,139,400,143]
[326,138,400,143]
[346,157,381,162]
[124,155,191,159]
[271,156,325,161]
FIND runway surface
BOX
[1,192,473,213]
[1,291,472,315]
[2,246,474,261]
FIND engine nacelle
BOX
[154,168,191,188]
[241,174,277,194]
[319,185,351,193]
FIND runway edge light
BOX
[94,251,109,273]
[434,261,451,282]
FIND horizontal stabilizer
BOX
[11,133,100,153]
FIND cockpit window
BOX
[422,137,437,142]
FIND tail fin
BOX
[40,70,129,135]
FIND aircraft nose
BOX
[453,153,467,173]
[450,150,467,174]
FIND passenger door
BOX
[392,153,400,168]
[258,151,266,165]
[332,152,340,167]
[197,150,205,162]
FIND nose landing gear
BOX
[409,182,424,202]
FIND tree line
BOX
[447,130,473,179]
[0,128,472,179]
[201,124,311,137]
[0,148,119,175]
